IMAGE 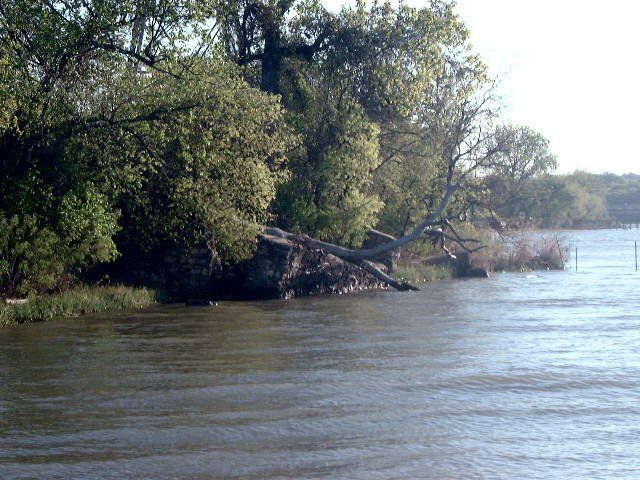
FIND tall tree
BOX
[217,0,335,94]
[0,0,294,295]
[484,125,557,221]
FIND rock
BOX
[465,267,490,278]
[162,239,224,298]
[454,252,489,278]
[3,298,29,305]
[185,299,218,307]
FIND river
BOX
[1,229,640,479]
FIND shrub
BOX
[530,235,568,270]
[0,214,66,297]
[474,231,568,272]
[0,182,121,297]
[57,186,120,271]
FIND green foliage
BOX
[334,0,470,120]
[1,0,294,291]
[0,51,18,132]
[560,171,640,224]
[3,0,598,305]
[373,53,495,237]
[374,126,443,237]
[484,125,558,221]
[480,127,625,228]
[487,172,613,229]
[0,215,65,297]
[58,186,120,269]
[490,125,557,181]
[278,102,383,246]
[0,197,120,297]
[540,177,609,228]
[603,173,640,206]
[268,0,481,246]
[94,59,295,261]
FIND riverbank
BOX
[0,230,569,327]
[0,285,158,327]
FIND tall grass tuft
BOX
[394,263,454,284]
[1,285,158,326]
[472,232,568,272]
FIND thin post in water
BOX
[636,241,638,271]
[575,247,578,272]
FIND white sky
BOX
[323,0,640,174]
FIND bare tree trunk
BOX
[130,15,147,56]
[359,260,419,291]
[266,184,457,261]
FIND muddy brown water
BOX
[2,229,640,479]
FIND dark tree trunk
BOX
[260,8,282,95]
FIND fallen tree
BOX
[264,182,485,292]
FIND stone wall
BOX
[164,243,222,297]
[122,241,222,299]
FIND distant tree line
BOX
[0,0,624,297]
[487,167,640,229]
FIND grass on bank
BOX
[0,285,158,327]
[394,263,454,284]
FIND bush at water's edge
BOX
[396,228,568,284]
[0,285,158,327]
[471,231,568,273]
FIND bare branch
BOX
[360,261,419,291]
